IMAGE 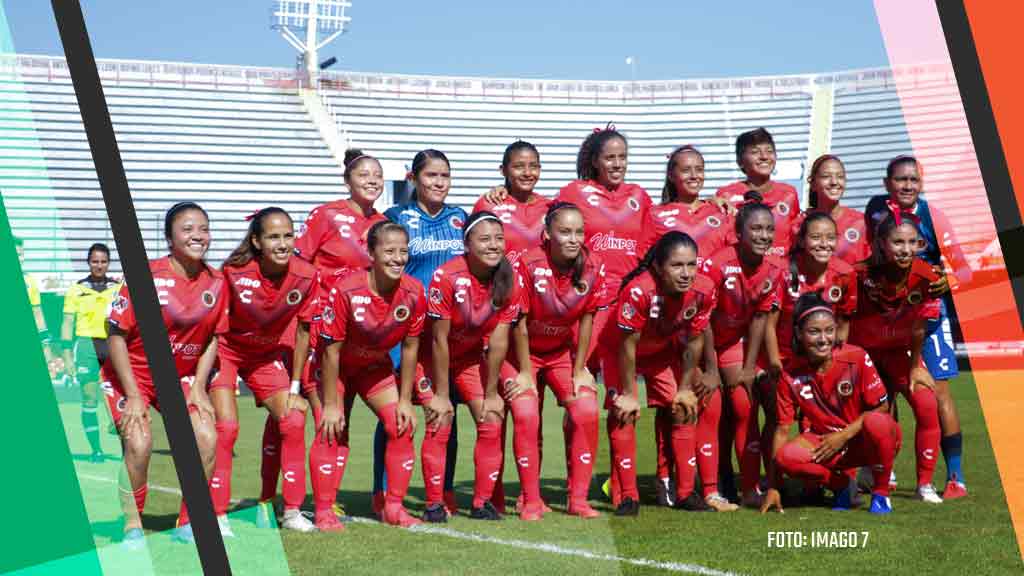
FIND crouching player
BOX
[761,293,900,515]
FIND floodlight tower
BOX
[271,0,352,83]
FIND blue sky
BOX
[6,1,889,79]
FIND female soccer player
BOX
[378,149,468,517]
[715,128,800,257]
[703,192,787,507]
[760,293,900,515]
[61,243,119,463]
[208,207,320,534]
[849,205,944,504]
[640,145,736,511]
[102,202,225,546]
[473,141,549,266]
[794,155,869,266]
[601,231,717,516]
[513,202,605,518]
[317,221,426,528]
[423,211,542,521]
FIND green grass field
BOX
[59,372,1022,576]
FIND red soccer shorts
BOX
[101,370,195,428]
[716,338,744,369]
[209,350,290,406]
[864,348,923,395]
[513,347,582,405]
[601,350,684,409]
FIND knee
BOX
[215,419,240,445]
[567,396,598,428]
[278,411,304,437]
[123,434,152,464]
[774,441,810,473]
[194,420,218,456]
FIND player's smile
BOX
[670,150,705,200]
[742,144,776,179]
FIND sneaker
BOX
[518,500,545,522]
[916,484,943,504]
[831,485,852,511]
[422,503,449,524]
[567,500,601,519]
[943,476,968,500]
[280,508,315,532]
[469,501,503,521]
[704,492,739,512]
[869,493,893,515]
[217,515,235,538]
[444,490,459,516]
[614,497,640,517]
[655,477,675,508]
[120,527,145,551]
[382,503,423,528]
[372,492,386,519]
[171,523,194,544]
[256,500,276,529]
[313,508,344,532]
[674,492,712,512]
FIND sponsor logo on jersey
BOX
[837,380,853,396]
[706,215,722,228]
[845,227,861,243]
[828,286,843,303]
[724,265,743,275]
[154,278,176,288]
[286,289,303,306]
[351,294,372,305]
[333,213,356,224]
[201,290,216,308]
[573,280,590,296]
[393,304,411,322]
[590,232,637,253]
[408,237,463,255]
[907,291,923,305]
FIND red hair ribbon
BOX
[244,210,260,222]
[594,122,617,133]
[885,199,921,227]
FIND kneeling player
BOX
[761,293,900,515]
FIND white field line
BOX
[77,472,743,576]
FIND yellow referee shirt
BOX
[63,276,120,339]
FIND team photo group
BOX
[73,124,973,546]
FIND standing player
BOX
[61,243,120,462]
[760,293,900,515]
[703,192,787,507]
[316,221,425,528]
[640,145,735,511]
[601,231,717,515]
[715,128,800,258]
[379,149,468,516]
[473,141,549,266]
[424,211,542,521]
[208,208,319,535]
[793,155,869,266]
[514,202,605,517]
[102,202,225,546]
[864,156,971,499]
[849,206,944,504]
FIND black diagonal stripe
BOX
[935,0,1024,329]
[49,2,231,574]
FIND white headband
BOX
[463,214,501,238]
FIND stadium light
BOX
[271,0,353,79]
[625,56,637,96]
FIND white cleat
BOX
[916,484,943,504]
[217,515,235,538]
[655,477,676,507]
[282,508,318,533]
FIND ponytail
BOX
[224,207,292,269]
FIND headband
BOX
[463,214,501,238]
[344,154,375,171]
[796,305,834,324]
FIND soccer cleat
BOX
[601,477,611,500]
[518,500,545,522]
[313,509,344,532]
[889,470,898,492]
[171,523,194,544]
[674,492,713,512]
[120,528,145,551]
[422,503,449,524]
[382,504,423,528]
[704,492,739,512]
[256,500,276,529]
[614,497,640,517]
[567,500,601,519]
[444,490,459,516]
[372,492,386,519]
[916,484,943,504]
[869,494,893,515]
[943,476,968,500]
[515,494,551,515]
[741,490,763,509]
[831,486,852,511]
[282,509,316,533]
[217,515,235,538]
[655,477,675,508]
[469,501,503,521]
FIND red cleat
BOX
[519,500,545,521]
[382,503,423,528]
[443,490,459,516]
[943,479,968,500]
[516,494,551,514]
[567,500,601,519]
[372,491,387,519]
[315,509,345,532]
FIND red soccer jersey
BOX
[639,201,733,265]
[777,344,888,434]
[703,246,786,352]
[294,199,388,280]
[220,258,321,361]
[473,194,550,267]
[608,271,716,360]
[517,247,607,355]
[426,256,523,364]
[555,180,652,297]
[790,207,870,266]
[320,272,426,371]
[776,257,858,357]
[849,259,941,351]
[106,257,229,383]
[716,180,799,258]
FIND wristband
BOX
[290,379,301,395]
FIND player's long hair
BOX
[409,149,451,202]
[619,230,698,294]
[791,291,836,355]
[660,145,704,204]
[735,127,775,166]
[806,154,845,210]
[866,209,922,272]
[463,210,515,308]
[788,212,837,294]
[343,148,380,180]
[734,190,774,241]
[367,220,409,252]
[576,124,626,182]
[223,207,292,269]
[164,202,209,243]
[502,140,540,191]
[543,201,590,292]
